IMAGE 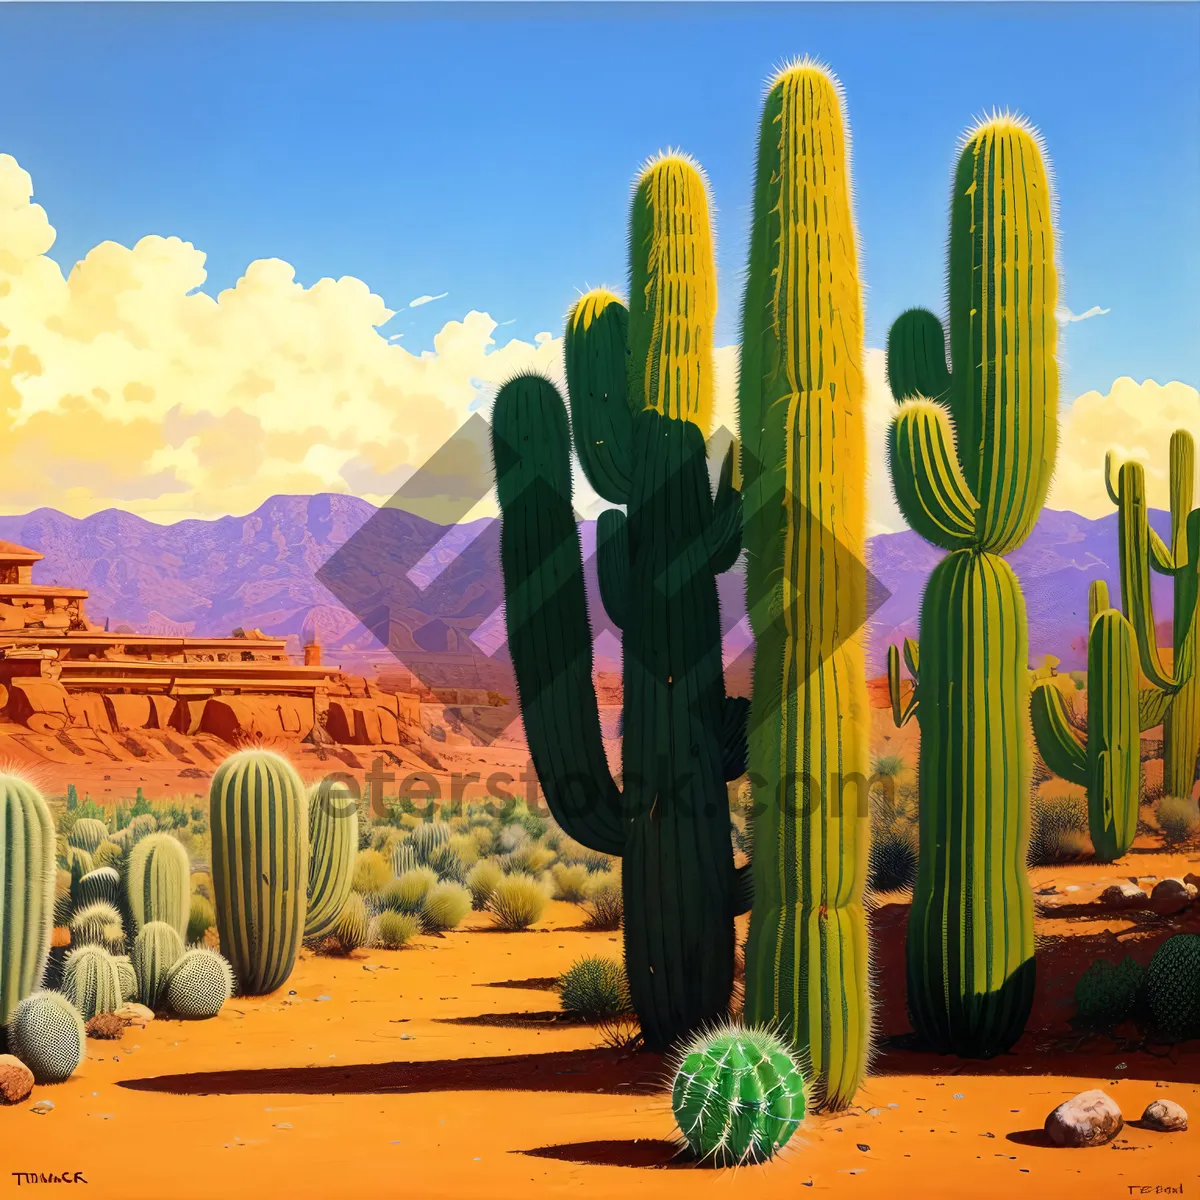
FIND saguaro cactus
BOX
[885,114,1058,1056]
[209,750,307,995]
[1105,431,1199,799]
[1031,580,1166,861]
[0,775,55,1026]
[492,153,749,1051]
[738,61,871,1110]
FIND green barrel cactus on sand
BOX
[62,944,122,1020]
[885,114,1058,1056]
[6,991,85,1083]
[1105,431,1199,798]
[738,60,871,1110]
[132,921,185,1009]
[126,832,189,937]
[305,778,358,940]
[1031,580,1177,861]
[0,775,55,1026]
[492,151,749,1051]
[164,947,234,1019]
[671,1025,806,1165]
[210,751,307,995]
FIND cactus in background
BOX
[66,847,93,907]
[1031,580,1173,861]
[1074,955,1143,1026]
[187,894,215,944]
[738,60,870,1109]
[407,821,452,865]
[492,152,748,1050]
[1105,431,1199,798]
[0,776,56,1027]
[305,778,359,940]
[69,901,126,954]
[132,921,185,1009]
[885,114,1058,1056]
[76,866,122,910]
[128,813,157,843]
[209,751,307,995]
[671,1024,807,1165]
[1146,933,1200,1038]
[113,954,137,1002]
[332,891,370,952]
[62,944,122,1019]
[67,817,108,855]
[126,832,189,937]
[92,841,124,871]
[6,991,85,1083]
[164,947,234,1019]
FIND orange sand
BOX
[4,898,1198,1200]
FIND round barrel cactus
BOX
[67,818,108,855]
[671,1025,807,1165]
[305,777,358,940]
[76,866,121,910]
[164,948,234,1019]
[126,832,189,937]
[132,922,185,1009]
[6,991,85,1083]
[210,751,307,994]
[63,944,123,1020]
[1074,956,1143,1026]
[1147,934,1200,1039]
[69,901,126,954]
[0,775,56,1026]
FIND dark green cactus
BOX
[126,832,189,937]
[885,115,1058,1057]
[0,776,55,1027]
[164,948,234,1019]
[1074,955,1142,1026]
[305,778,358,940]
[132,921,185,1009]
[1146,934,1200,1038]
[6,991,85,1083]
[492,153,748,1051]
[210,751,307,995]
[1031,580,1167,861]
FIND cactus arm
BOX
[493,374,624,856]
[887,402,979,551]
[903,637,919,679]
[1139,687,1174,732]
[721,695,749,781]
[1170,429,1195,569]
[887,308,952,403]
[596,509,629,631]
[707,440,743,574]
[1030,682,1089,787]
[1089,580,1110,626]
[887,643,919,727]
[565,290,634,504]
[1105,451,1121,507]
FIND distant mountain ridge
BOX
[0,496,1174,677]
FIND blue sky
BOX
[2,1,1198,398]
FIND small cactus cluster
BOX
[671,1025,807,1165]
[556,957,632,1022]
[1074,956,1143,1026]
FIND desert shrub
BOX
[372,910,421,949]
[488,872,548,931]
[469,824,495,854]
[496,823,529,855]
[1074,956,1143,1027]
[1157,795,1199,847]
[409,820,454,865]
[190,871,214,902]
[551,862,591,903]
[580,870,623,931]
[381,867,438,915]
[447,833,481,868]
[1029,783,1091,865]
[872,753,905,779]
[420,881,472,932]
[329,893,370,954]
[557,956,632,1021]
[555,834,613,873]
[351,849,391,897]
[466,859,503,910]
[511,810,547,842]
[500,842,556,875]
[427,842,469,884]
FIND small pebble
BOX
[30,1100,54,1115]
[274,1122,293,1130]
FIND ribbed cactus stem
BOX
[0,775,55,1026]
[126,832,189,938]
[740,60,870,1109]
[209,751,307,995]
[305,778,358,940]
[1164,430,1199,798]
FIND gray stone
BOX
[1142,1099,1187,1132]
[1044,1090,1123,1147]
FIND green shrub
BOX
[487,872,548,931]
[500,842,556,875]
[466,859,503,910]
[381,867,438,915]
[351,849,391,897]
[372,911,421,949]
[427,843,468,884]
[557,956,632,1021]
[187,895,216,944]
[420,881,472,932]
[581,870,623,931]
[1029,783,1092,865]
[551,862,591,903]
[872,753,906,779]
[1157,795,1199,847]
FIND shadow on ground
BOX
[516,1139,693,1169]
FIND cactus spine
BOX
[126,832,189,938]
[305,778,358,940]
[0,775,55,1027]
[885,115,1058,1056]
[209,751,307,995]
[1031,580,1173,861]
[492,153,748,1051]
[737,61,870,1110]
[1105,431,1199,799]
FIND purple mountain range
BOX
[0,496,1174,679]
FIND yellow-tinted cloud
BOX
[0,154,561,522]
[1048,377,1199,517]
